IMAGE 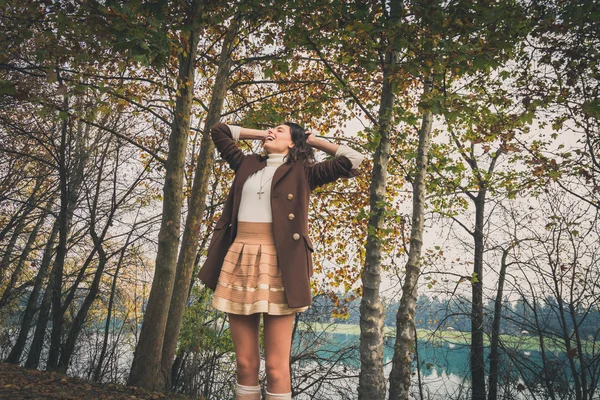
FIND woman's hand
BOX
[305,130,339,156]
[305,130,318,147]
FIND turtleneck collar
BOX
[266,153,287,167]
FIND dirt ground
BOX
[0,362,190,399]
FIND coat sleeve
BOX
[211,122,246,173]
[305,155,360,190]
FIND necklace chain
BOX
[257,168,273,199]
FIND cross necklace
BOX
[257,168,273,199]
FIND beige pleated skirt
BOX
[211,221,308,315]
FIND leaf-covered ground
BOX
[0,362,189,399]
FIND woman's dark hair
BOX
[283,122,315,165]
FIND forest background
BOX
[0,0,598,399]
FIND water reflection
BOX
[292,329,577,399]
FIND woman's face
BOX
[263,124,295,154]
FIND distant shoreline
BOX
[296,322,589,353]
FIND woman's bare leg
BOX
[263,313,296,394]
[228,313,261,386]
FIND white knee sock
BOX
[265,390,292,399]
[236,383,261,399]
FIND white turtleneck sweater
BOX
[227,125,364,223]
[238,153,286,222]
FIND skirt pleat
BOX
[211,221,308,315]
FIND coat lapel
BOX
[271,162,293,190]
[236,156,266,186]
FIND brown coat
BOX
[197,123,359,308]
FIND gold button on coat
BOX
[287,193,294,200]
[288,213,295,220]
[293,233,300,240]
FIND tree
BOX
[387,1,533,398]
[388,77,433,399]
[512,189,600,400]
[127,0,203,390]
[355,0,403,396]
[516,0,599,211]
[160,18,239,389]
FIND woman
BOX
[197,122,364,400]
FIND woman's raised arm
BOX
[305,132,365,189]
[225,125,268,141]
[212,123,270,172]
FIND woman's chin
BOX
[263,143,277,153]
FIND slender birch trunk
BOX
[358,1,401,398]
[359,27,395,400]
[161,19,238,390]
[0,180,43,246]
[0,194,53,309]
[128,1,201,389]
[58,133,127,371]
[554,273,583,400]
[527,289,557,400]
[26,131,90,369]
[94,219,136,382]
[25,268,54,369]
[471,189,487,400]
[0,176,44,283]
[488,246,511,400]
[7,217,59,364]
[388,79,433,400]
[46,93,72,371]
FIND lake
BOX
[292,324,579,400]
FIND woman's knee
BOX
[264,358,289,381]
[236,355,260,376]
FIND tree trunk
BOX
[27,155,90,370]
[358,2,401,398]
[56,114,113,319]
[25,133,89,369]
[568,271,588,399]
[25,266,55,369]
[93,220,136,382]
[388,79,433,400]
[487,246,510,400]
[0,194,53,309]
[161,19,238,390]
[46,94,72,371]
[471,190,486,400]
[6,217,59,364]
[0,175,44,283]
[554,276,583,400]
[46,95,91,371]
[448,136,501,400]
[57,134,120,372]
[57,245,108,372]
[358,38,395,400]
[529,295,557,400]
[0,176,43,248]
[127,3,200,389]
[0,218,27,290]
